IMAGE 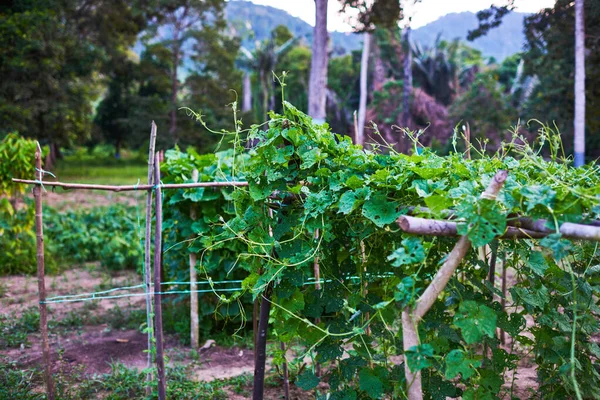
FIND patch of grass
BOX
[101,305,147,331]
[0,359,44,400]
[53,162,147,185]
[0,307,39,349]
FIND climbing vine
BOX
[165,102,600,399]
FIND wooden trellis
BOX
[13,129,600,400]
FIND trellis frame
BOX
[14,133,600,400]
[16,132,247,400]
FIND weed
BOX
[0,307,39,349]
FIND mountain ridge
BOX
[225,1,529,60]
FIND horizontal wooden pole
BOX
[12,179,248,191]
[398,215,600,242]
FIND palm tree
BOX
[574,0,585,166]
[238,34,296,119]
[411,36,480,106]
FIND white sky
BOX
[245,0,556,31]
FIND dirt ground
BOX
[1,189,541,398]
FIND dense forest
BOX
[0,0,598,162]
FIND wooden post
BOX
[253,286,273,400]
[144,122,157,394]
[153,153,167,400]
[402,171,508,400]
[500,254,507,345]
[280,341,290,400]
[190,169,199,349]
[314,229,322,378]
[34,142,55,400]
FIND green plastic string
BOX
[45,280,247,302]
[42,273,396,305]
[41,287,243,304]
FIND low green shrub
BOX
[45,204,144,271]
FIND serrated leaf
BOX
[296,370,320,391]
[512,286,550,309]
[362,194,401,227]
[521,185,556,212]
[338,191,359,215]
[345,175,364,189]
[405,344,434,372]
[457,198,506,247]
[358,368,384,399]
[424,195,453,216]
[453,301,497,344]
[540,233,572,260]
[526,251,549,276]
[388,237,425,267]
[317,342,344,362]
[445,349,481,379]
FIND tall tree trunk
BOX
[170,25,181,145]
[357,33,371,146]
[170,49,179,144]
[574,0,585,167]
[243,72,252,112]
[401,25,413,154]
[260,70,269,119]
[308,0,328,123]
[402,26,412,129]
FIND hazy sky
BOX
[245,0,556,30]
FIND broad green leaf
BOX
[453,301,497,344]
[405,344,434,372]
[388,237,425,267]
[444,349,481,379]
[457,198,506,247]
[540,233,572,260]
[362,194,401,227]
[358,368,384,399]
[296,370,319,391]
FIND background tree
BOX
[308,0,329,123]
[144,0,225,145]
[522,0,599,161]
[0,0,146,165]
[574,0,585,166]
[238,27,297,120]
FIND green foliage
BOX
[0,0,147,147]
[0,199,44,275]
[45,205,143,271]
[161,146,251,340]
[0,133,39,198]
[522,0,600,160]
[0,307,40,349]
[169,102,600,398]
[448,71,515,143]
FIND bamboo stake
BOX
[34,142,55,400]
[12,179,248,191]
[402,170,508,400]
[190,169,199,349]
[398,216,548,240]
[144,122,157,395]
[153,153,167,400]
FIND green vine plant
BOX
[163,82,600,399]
